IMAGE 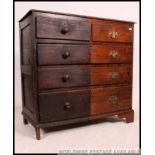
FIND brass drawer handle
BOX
[109,27,118,39]
[109,50,118,59]
[62,51,70,59]
[108,95,119,105]
[109,72,119,79]
[61,22,69,34]
[64,102,71,110]
[62,74,70,82]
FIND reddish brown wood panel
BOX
[91,86,132,115]
[118,110,134,123]
[36,16,91,40]
[91,64,132,85]
[93,23,133,43]
[91,44,133,63]
[38,89,90,122]
[38,64,131,89]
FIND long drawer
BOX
[38,85,131,123]
[37,44,133,65]
[38,64,132,89]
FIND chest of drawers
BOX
[19,9,134,140]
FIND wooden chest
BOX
[19,9,134,140]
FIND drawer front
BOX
[93,23,133,43]
[91,44,133,63]
[38,65,132,89]
[91,86,132,115]
[36,16,91,40]
[38,86,131,122]
[37,44,91,65]
[39,90,90,122]
[37,44,132,65]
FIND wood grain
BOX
[93,23,133,43]
[39,89,90,122]
[91,86,132,115]
[36,16,91,40]
[91,44,133,63]
[38,64,132,89]
[20,23,34,114]
[19,10,135,140]
[37,44,91,65]
[37,44,132,65]
[38,85,132,122]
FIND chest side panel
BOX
[20,17,34,115]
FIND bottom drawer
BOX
[39,90,90,122]
[91,86,132,115]
[38,86,132,123]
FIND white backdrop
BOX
[15,2,139,109]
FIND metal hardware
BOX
[109,27,118,39]
[109,72,119,79]
[62,51,70,59]
[64,102,71,110]
[62,74,70,82]
[108,95,119,105]
[109,50,118,59]
[61,22,69,34]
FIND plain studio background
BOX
[15,2,139,153]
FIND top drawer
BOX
[36,16,91,41]
[93,22,133,43]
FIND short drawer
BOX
[38,85,131,122]
[39,89,90,122]
[37,44,132,65]
[37,44,91,65]
[38,65,132,89]
[91,44,133,63]
[93,22,133,43]
[36,16,91,40]
[91,85,132,115]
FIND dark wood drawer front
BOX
[91,86,132,115]
[39,90,90,122]
[37,44,132,65]
[37,44,91,65]
[93,23,133,43]
[36,16,91,40]
[38,65,131,89]
[38,66,90,89]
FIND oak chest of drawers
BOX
[19,9,134,140]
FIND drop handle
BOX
[62,51,70,59]
[108,95,119,105]
[109,27,118,39]
[109,50,118,59]
[64,102,71,111]
[61,23,69,34]
[62,74,70,82]
[109,72,120,79]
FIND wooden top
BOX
[19,9,135,23]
